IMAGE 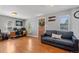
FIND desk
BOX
[10,31,27,38]
[10,32,16,38]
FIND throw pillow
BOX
[52,33,62,39]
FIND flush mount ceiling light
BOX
[11,11,17,16]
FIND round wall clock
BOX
[74,11,79,19]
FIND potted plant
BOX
[39,19,45,26]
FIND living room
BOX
[0,5,78,53]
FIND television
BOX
[16,21,23,26]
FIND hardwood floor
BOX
[0,36,68,53]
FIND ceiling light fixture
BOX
[11,11,17,16]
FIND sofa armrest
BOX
[41,33,51,42]
[72,36,79,51]
[72,36,78,44]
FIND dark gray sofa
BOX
[41,30,79,52]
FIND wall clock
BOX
[74,11,79,19]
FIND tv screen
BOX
[16,21,23,26]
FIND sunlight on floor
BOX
[6,41,15,53]
[27,38,33,51]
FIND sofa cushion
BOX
[42,37,52,40]
[46,30,57,37]
[57,31,73,40]
[52,38,73,47]
[44,33,51,37]
[42,37,73,47]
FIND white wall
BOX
[45,9,72,31]
[0,15,25,33]
[71,7,79,39]
[0,15,15,32]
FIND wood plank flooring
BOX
[0,36,68,53]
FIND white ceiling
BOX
[0,5,78,19]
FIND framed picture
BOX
[48,16,56,21]
[16,21,23,26]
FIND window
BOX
[59,16,69,31]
